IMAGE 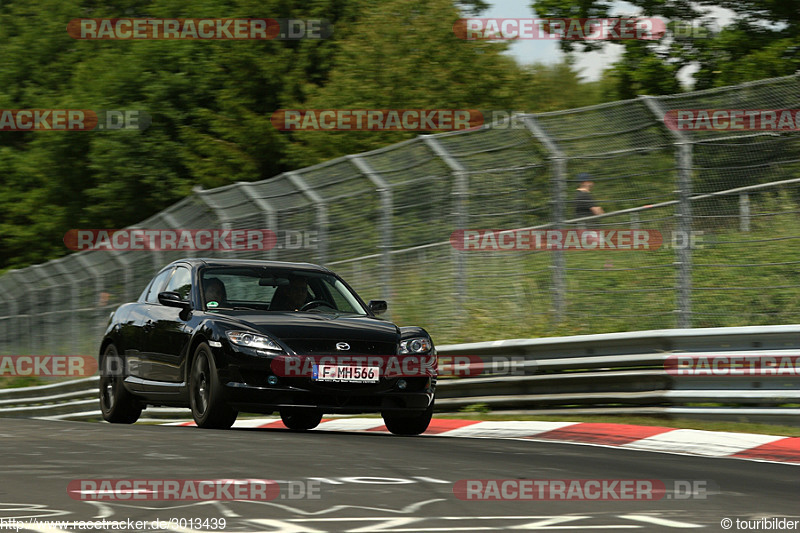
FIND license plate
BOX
[312,364,380,383]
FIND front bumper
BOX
[223,377,435,414]
[215,340,436,414]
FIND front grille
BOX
[283,338,396,356]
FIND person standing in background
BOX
[574,173,604,218]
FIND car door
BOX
[125,267,173,390]
[145,265,193,383]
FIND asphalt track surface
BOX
[1,418,798,532]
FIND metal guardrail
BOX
[434,325,800,424]
[1,325,799,423]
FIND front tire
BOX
[382,402,433,436]
[280,407,323,431]
[190,343,238,429]
[99,343,142,424]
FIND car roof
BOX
[167,257,332,274]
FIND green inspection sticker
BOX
[207,301,219,308]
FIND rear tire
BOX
[382,402,433,436]
[99,344,142,424]
[280,407,323,431]
[190,343,238,429]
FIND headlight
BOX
[226,331,284,352]
[399,337,432,354]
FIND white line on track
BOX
[619,514,705,528]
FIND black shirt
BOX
[574,190,596,218]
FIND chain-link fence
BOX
[1,73,799,355]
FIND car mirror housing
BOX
[158,291,191,311]
[368,300,388,315]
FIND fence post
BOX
[160,212,189,263]
[108,251,134,306]
[422,135,468,311]
[640,96,693,328]
[350,155,393,313]
[192,187,239,259]
[676,142,694,328]
[239,183,279,260]
[740,192,751,232]
[29,265,58,355]
[286,172,328,265]
[7,270,36,354]
[631,212,640,230]
[74,254,106,352]
[0,281,18,355]
[523,116,566,321]
[50,259,82,355]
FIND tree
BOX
[281,0,526,167]
[531,0,800,93]
[0,0,608,271]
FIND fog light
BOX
[267,375,279,386]
[397,379,407,390]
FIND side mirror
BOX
[158,291,191,311]
[368,300,387,315]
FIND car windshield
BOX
[199,267,367,315]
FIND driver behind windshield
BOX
[203,277,227,308]
[270,275,309,311]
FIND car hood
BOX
[211,310,400,343]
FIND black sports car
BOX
[98,258,437,435]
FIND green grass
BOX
[0,376,44,388]
[385,191,800,344]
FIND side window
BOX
[138,281,152,302]
[165,266,192,301]
[145,268,173,304]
